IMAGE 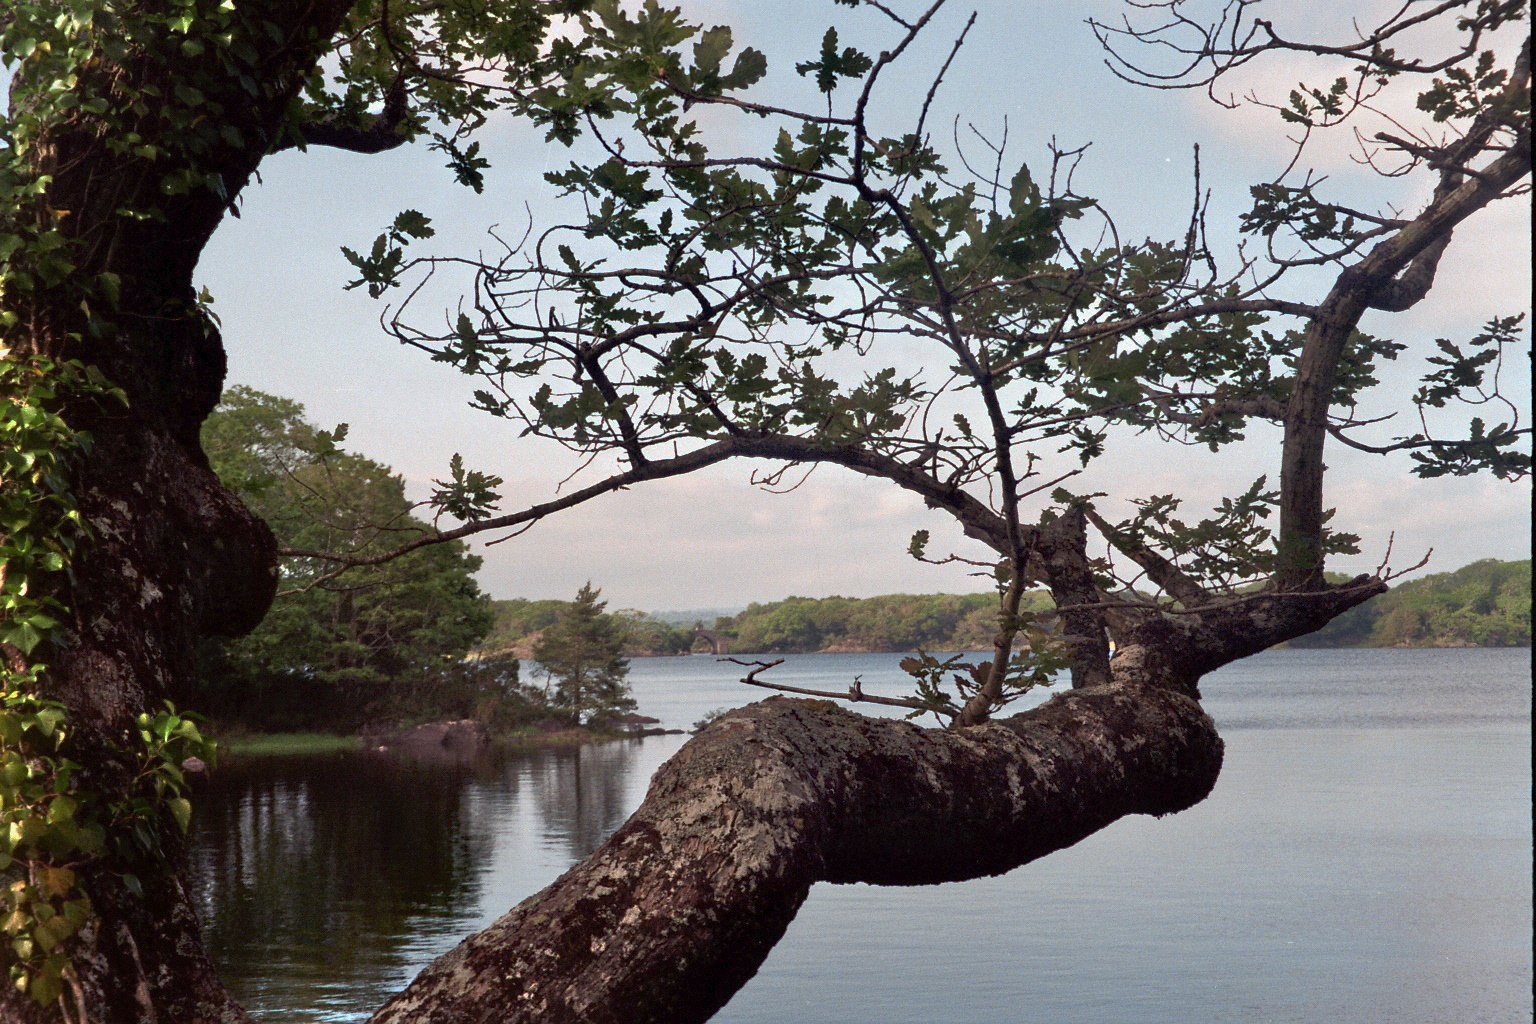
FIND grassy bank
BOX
[216,727,641,757]
[219,733,363,757]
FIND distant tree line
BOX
[482,599,697,656]
[484,590,1056,656]
[1287,559,1530,648]
[717,592,1058,654]
[487,561,1528,658]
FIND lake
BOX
[188,648,1533,1023]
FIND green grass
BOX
[496,725,627,749]
[219,733,362,757]
[216,726,632,757]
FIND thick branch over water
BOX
[371,686,1221,1024]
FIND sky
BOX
[194,1,1531,611]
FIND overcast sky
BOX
[196,1,1531,611]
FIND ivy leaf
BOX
[167,797,192,834]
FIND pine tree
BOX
[532,583,635,726]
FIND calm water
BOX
[188,648,1533,1023]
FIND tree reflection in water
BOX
[187,740,644,1023]
[529,742,638,859]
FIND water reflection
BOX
[526,743,639,859]
[187,741,645,1023]
[189,650,1532,1024]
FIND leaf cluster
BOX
[299,0,604,151]
[2,690,213,1008]
[898,641,1064,723]
[1417,48,1518,123]
[1100,476,1356,593]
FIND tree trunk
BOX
[367,554,1382,1021]
[3,4,356,1020]
[1276,134,1533,587]
[7,415,277,1024]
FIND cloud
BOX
[1322,470,1531,579]
[469,468,989,608]
[1176,2,1526,181]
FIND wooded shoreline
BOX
[485,558,1531,658]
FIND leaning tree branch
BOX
[282,432,1013,568]
[1327,423,1532,456]
[367,689,1223,1024]
[1082,505,1212,609]
[730,658,937,714]
[1093,0,1495,90]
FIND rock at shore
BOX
[388,719,491,753]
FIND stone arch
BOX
[692,624,729,655]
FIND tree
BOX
[532,582,636,726]
[0,1,586,1017]
[481,600,691,656]
[346,3,1535,1019]
[364,0,1528,711]
[194,386,493,730]
[483,597,567,652]
[0,3,1527,1024]
[720,591,1037,653]
[612,608,692,655]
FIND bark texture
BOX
[371,688,1222,1024]
[3,4,355,1020]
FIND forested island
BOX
[484,558,1530,657]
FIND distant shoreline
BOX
[623,639,1533,657]
[220,644,1526,754]
[485,559,1530,660]
[218,724,684,758]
